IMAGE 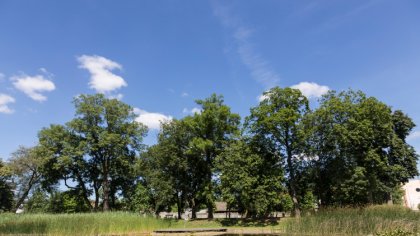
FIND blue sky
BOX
[1,0,420,162]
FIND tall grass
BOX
[0,212,174,235]
[0,205,418,235]
[281,205,420,235]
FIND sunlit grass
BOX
[0,205,419,235]
[0,212,174,235]
[281,205,420,235]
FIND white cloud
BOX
[182,107,201,115]
[77,55,127,93]
[407,131,420,141]
[109,93,124,100]
[0,94,15,114]
[213,3,280,88]
[191,107,201,114]
[291,82,330,99]
[181,92,189,97]
[134,108,172,130]
[257,94,269,102]
[0,73,5,82]
[11,74,56,102]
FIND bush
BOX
[0,180,13,212]
[26,190,49,213]
[48,190,90,213]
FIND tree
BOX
[140,118,206,218]
[139,95,240,219]
[140,144,183,216]
[25,189,49,213]
[245,87,310,217]
[0,159,13,212]
[38,124,95,210]
[8,146,47,212]
[217,139,284,218]
[129,183,153,214]
[47,190,91,213]
[187,94,241,218]
[308,90,418,206]
[38,94,147,211]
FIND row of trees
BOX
[0,88,418,218]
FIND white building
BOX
[403,179,420,210]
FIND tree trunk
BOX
[94,184,100,211]
[367,175,374,204]
[177,194,182,219]
[191,199,197,219]
[102,178,110,211]
[206,156,214,219]
[103,159,110,211]
[387,192,393,205]
[207,202,214,219]
[285,135,300,218]
[74,170,93,211]
[291,193,301,217]
[14,173,35,212]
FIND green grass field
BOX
[0,205,419,235]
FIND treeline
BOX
[0,88,418,218]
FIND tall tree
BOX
[188,94,241,218]
[38,124,94,210]
[140,132,189,217]
[309,90,418,206]
[217,139,285,218]
[245,87,310,217]
[8,146,47,212]
[38,94,147,211]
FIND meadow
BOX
[0,205,419,236]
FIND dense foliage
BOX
[0,89,418,218]
[0,159,13,212]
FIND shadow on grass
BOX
[218,218,280,227]
[0,221,48,234]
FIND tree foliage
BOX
[245,87,310,216]
[38,94,147,211]
[307,90,418,206]
[187,94,241,218]
[2,90,417,216]
[8,146,47,212]
[217,139,285,217]
[0,159,13,212]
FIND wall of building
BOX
[403,179,420,210]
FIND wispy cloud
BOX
[312,0,380,33]
[77,55,127,93]
[213,2,280,88]
[181,92,189,97]
[291,82,330,99]
[11,73,56,102]
[0,94,15,114]
[133,108,173,130]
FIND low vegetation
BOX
[0,205,418,236]
[282,205,420,235]
[0,212,172,235]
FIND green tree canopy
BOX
[308,90,418,206]
[245,87,310,217]
[217,139,285,217]
[38,94,147,211]
[0,159,13,212]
